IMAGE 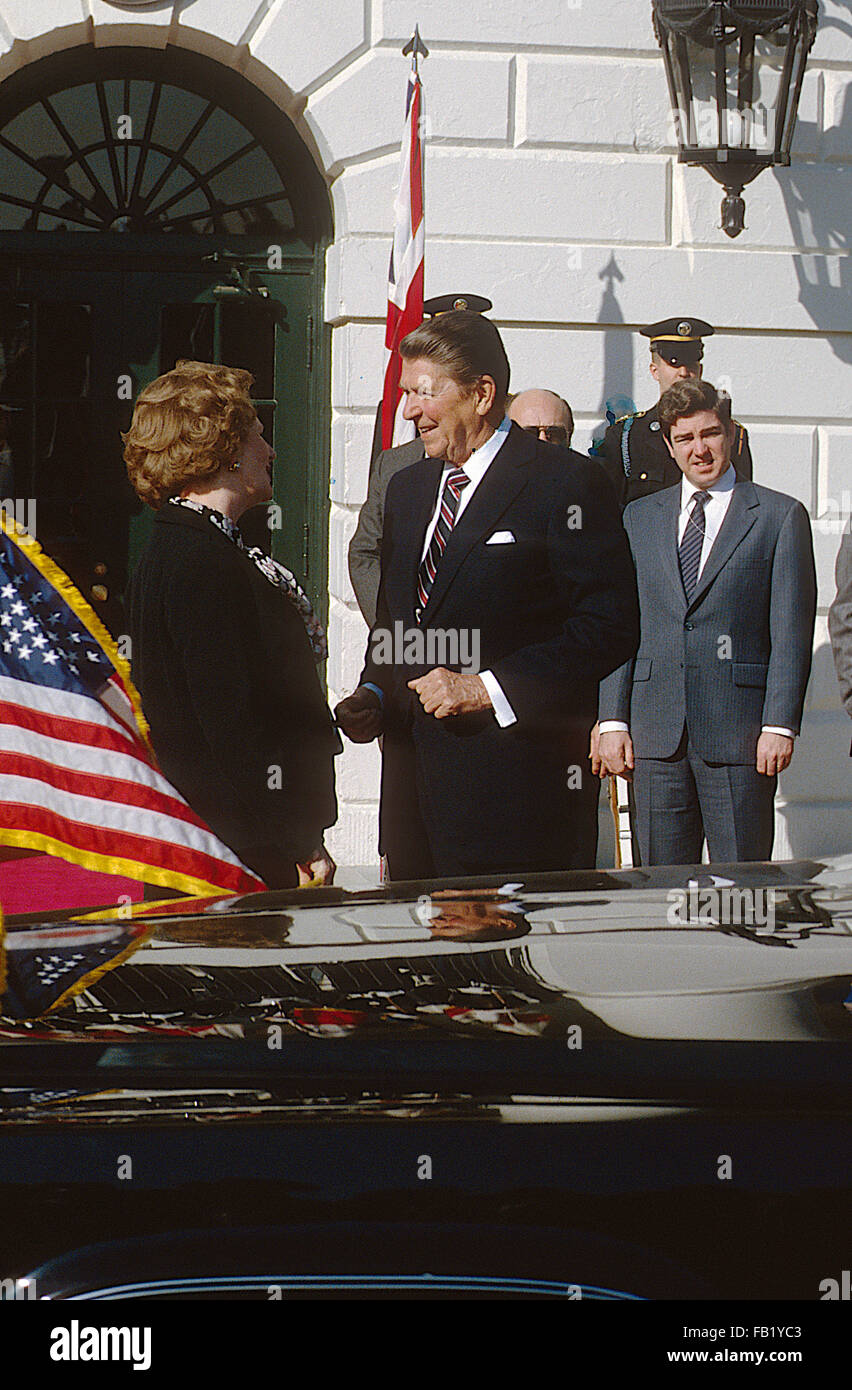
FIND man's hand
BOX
[335,686,383,743]
[589,721,603,777]
[598,730,635,780]
[756,731,794,777]
[408,668,492,719]
[297,843,336,886]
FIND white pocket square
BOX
[486,530,515,545]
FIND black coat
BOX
[361,423,639,879]
[127,505,339,883]
[597,402,753,508]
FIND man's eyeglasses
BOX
[522,425,569,446]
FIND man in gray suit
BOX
[828,519,852,740]
[596,378,816,865]
[348,435,424,627]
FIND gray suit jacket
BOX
[828,519,852,726]
[599,478,817,763]
[348,437,425,626]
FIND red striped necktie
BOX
[416,467,471,620]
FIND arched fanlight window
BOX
[0,47,329,241]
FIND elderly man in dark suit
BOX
[349,294,492,627]
[596,378,816,866]
[336,311,639,880]
[828,519,852,746]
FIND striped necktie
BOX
[416,467,471,619]
[679,489,709,600]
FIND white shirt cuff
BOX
[598,720,630,734]
[479,670,517,728]
[762,726,796,738]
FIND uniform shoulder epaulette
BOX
[615,410,645,426]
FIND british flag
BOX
[380,53,425,451]
[0,514,265,899]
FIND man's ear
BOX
[474,375,497,416]
[663,431,676,459]
[649,357,660,385]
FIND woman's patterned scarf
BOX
[168,497,328,662]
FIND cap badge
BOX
[453,298,468,310]
[677,321,692,337]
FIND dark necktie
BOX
[679,489,709,600]
[416,467,471,619]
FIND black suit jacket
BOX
[127,505,339,882]
[360,423,639,878]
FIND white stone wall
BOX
[322,0,852,865]
[2,0,849,865]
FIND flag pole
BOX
[379,29,428,453]
[402,24,429,73]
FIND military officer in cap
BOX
[413,292,492,317]
[594,317,752,509]
[350,294,492,625]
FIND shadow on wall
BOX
[589,254,637,453]
[597,255,634,411]
[777,14,852,363]
[776,639,852,859]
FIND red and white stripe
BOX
[380,61,425,452]
[0,674,264,896]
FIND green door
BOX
[0,255,325,640]
[0,45,333,643]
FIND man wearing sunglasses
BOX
[508,390,574,449]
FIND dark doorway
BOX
[0,46,332,639]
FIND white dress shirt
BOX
[600,464,794,740]
[677,462,737,570]
[420,415,517,727]
[419,415,511,559]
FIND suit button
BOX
[639,472,647,479]
[684,621,694,630]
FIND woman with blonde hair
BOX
[124,360,338,888]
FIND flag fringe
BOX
[0,516,265,897]
[0,514,152,752]
[0,827,251,899]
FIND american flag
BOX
[380,51,425,451]
[0,916,156,1020]
[0,514,265,898]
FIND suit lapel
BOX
[653,485,686,609]
[421,423,535,624]
[393,456,443,621]
[688,479,759,609]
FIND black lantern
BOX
[652,1,819,237]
